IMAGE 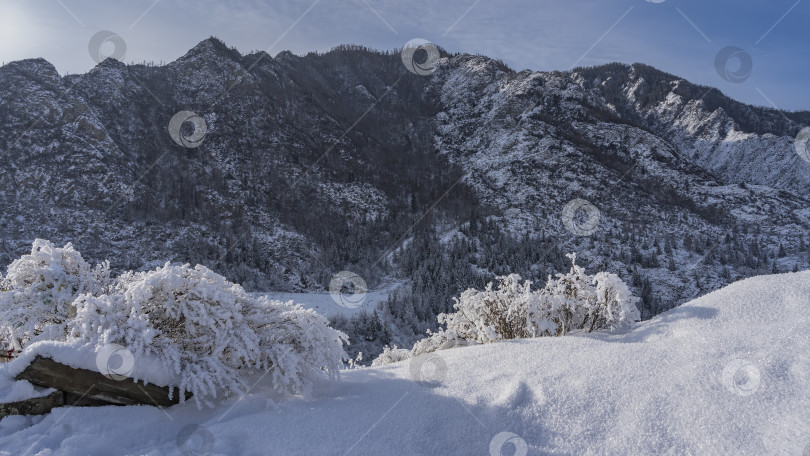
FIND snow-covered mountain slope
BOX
[577,63,810,194]
[2,271,807,455]
[1,38,810,329]
[428,54,810,314]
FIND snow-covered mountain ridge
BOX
[2,271,807,455]
[0,38,809,318]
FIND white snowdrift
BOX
[1,271,808,455]
[0,374,54,405]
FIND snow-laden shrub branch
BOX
[245,297,348,397]
[0,239,110,350]
[70,263,264,407]
[69,262,348,408]
[530,254,640,337]
[376,253,640,364]
[1,240,348,408]
[439,273,533,345]
[370,345,411,367]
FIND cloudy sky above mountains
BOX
[0,0,807,110]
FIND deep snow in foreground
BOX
[1,272,809,455]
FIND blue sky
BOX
[0,0,807,111]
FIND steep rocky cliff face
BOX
[1,38,808,320]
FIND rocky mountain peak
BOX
[0,41,808,331]
[0,58,61,86]
[182,36,238,58]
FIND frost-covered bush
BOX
[70,262,348,407]
[440,273,533,344]
[590,271,641,331]
[395,274,535,361]
[533,254,640,336]
[244,297,348,397]
[70,263,260,407]
[370,345,412,366]
[532,253,596,336]
[401,275,536,359]
[405,253,640,356]
[0,239,110,350]
[0,240,348,408]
